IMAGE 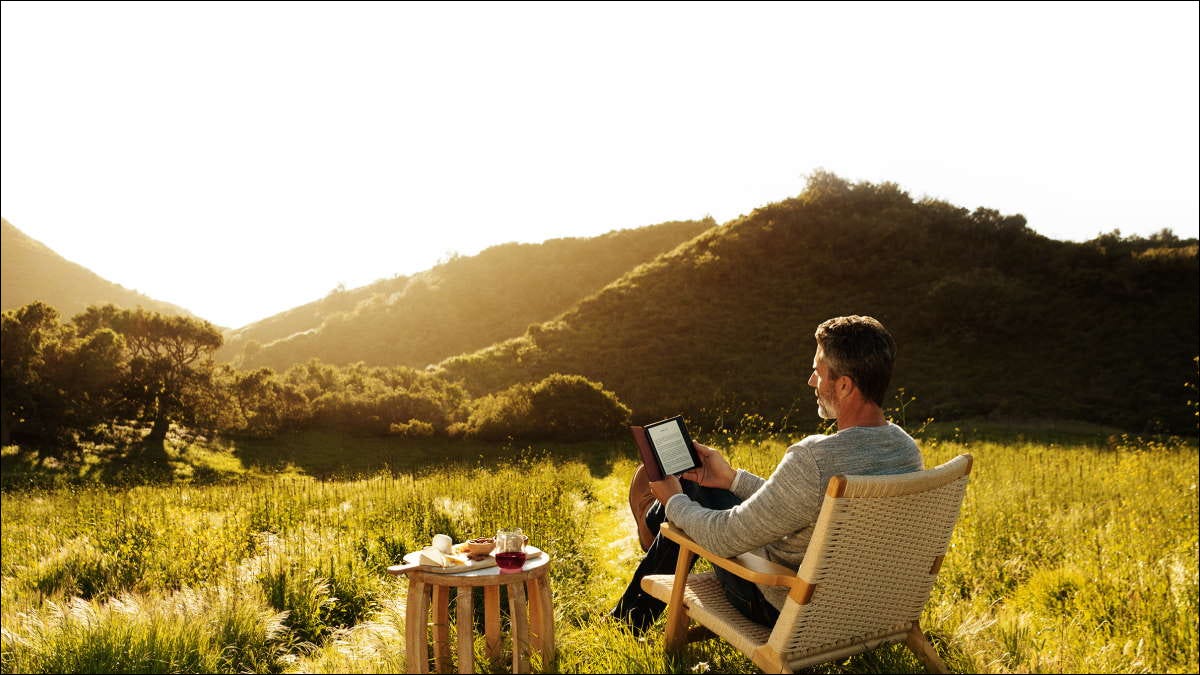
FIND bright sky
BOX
[3,1,1197,328]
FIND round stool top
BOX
[388,550,551,587]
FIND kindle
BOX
[629,415,702,482]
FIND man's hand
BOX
[680,442,736,490]
[649,475,682,504]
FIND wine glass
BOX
[494,528,527,571]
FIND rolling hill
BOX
[1,218,197,320]
[220,218,715,370]
[435,173,1200,433]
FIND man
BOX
[612,315,924,630]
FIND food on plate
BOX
[417,548,469,567]
[432,533,453,554]
[467,537,496,557]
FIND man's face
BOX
[807,346,841,420]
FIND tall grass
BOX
[2,435,1196,673]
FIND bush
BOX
[387,418,435,438]
[463,373,631,441]
[463,385,536,441]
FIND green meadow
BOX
[1,428,1197,674]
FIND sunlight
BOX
[2,2,1196,327]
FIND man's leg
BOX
[685,482,780,625]
[710,566,781,626]
[687,483,782,626]
[612,478,781,629]
[609,497,675,631]
[611,479,739,631]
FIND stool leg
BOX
[455,586,474,674]
[533,575,556,669]
[433,586,451,673]
[528,578,542,648]
[406,579,430,674]
[507,581,529,674]
[484,585,501,660]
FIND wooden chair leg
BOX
[751,644,791,674]
[664,549,696,652]
[905,622,949,674]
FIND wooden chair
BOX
[640,454,972,674]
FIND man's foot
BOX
[629,465,656,552]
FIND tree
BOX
[0,303,126,451]
[215,365,309,438]
[74,305,222,462]
[55,325,127,439]
[1,302,64,446]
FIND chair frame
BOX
[645,454,973,674]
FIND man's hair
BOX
[814,315,896,407]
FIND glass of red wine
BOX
[494,528,527,571]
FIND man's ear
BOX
[836,374,856,400]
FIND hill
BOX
[220,219,714,370]
[436,173,1200,433]
[1,218,197,320]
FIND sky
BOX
[2,1,1197,329]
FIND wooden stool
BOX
[389,554,554,674]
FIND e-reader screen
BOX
[645,416,700,476]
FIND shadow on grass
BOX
[3,431,632,491]
[919,416,1131,446]
[1,442,179,491]
[222,430,630,481]
[9,415,1192,493]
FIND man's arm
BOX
[664,445,823,559]
[650,442,741,503]
[729,469,765,500]
[649,442,766,503]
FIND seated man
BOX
[612,315,924,630]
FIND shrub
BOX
[463,373,631,441]
[462,385,536,441]
[387,418,435,438]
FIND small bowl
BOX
[467,537,495,556]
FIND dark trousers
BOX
[611,479,781,632]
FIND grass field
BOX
[1,427,1196,673]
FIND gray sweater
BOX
[664,422,923,610]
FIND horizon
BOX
[3,1,1198,328]
[9,173,1198,334]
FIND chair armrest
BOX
[660,522,797,588]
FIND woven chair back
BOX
[767,454,972,662]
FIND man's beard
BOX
[816,390,837,420]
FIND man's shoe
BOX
[629,465,656,552]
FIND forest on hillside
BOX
[437,173,1200,433]
[219,219,713,369]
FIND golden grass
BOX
[1,434,1196,673]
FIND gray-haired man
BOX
[613,315,924,630]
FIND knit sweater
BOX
[664,422,923,610]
